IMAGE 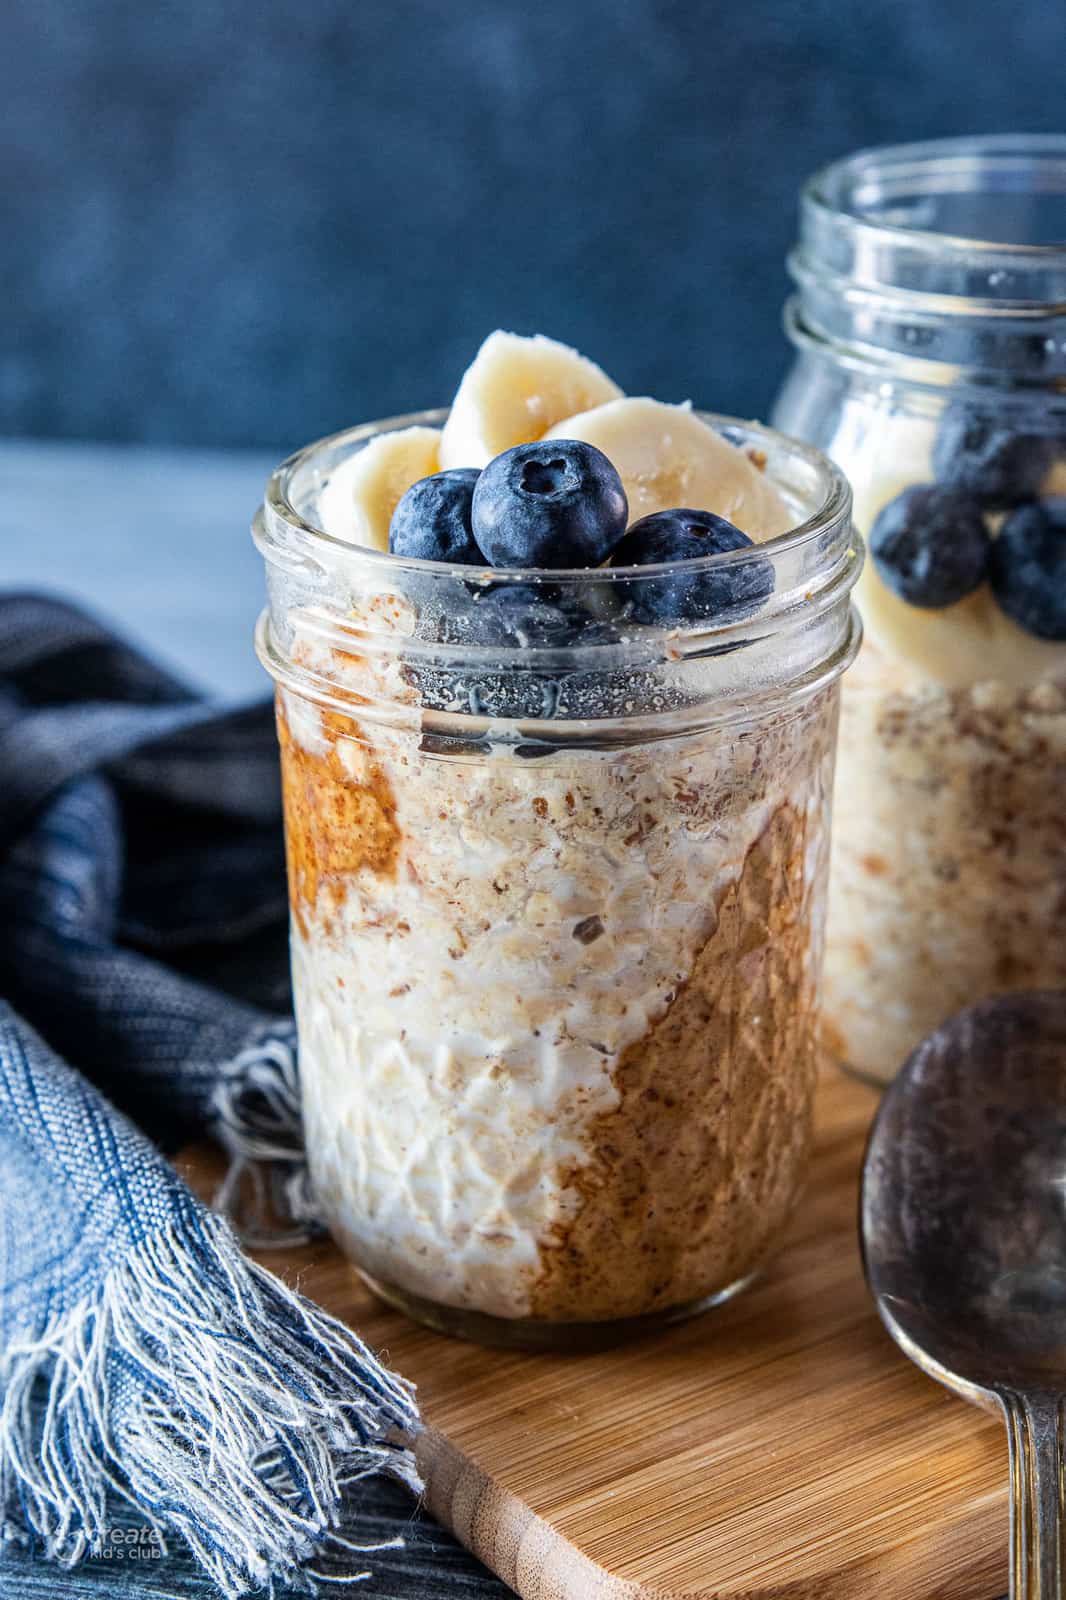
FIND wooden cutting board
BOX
[179,1068,1008,1599]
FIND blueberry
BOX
[608,509,773,624]
[417,578,625,652]
[389,469,485,564]
[471,441,628,568]
[419,583,561,644]
[408,586,570,715]
[568,615,625,646]
[406,582,633,724]
[869,485,989,608]
[989,498,1066,640]
[932,410,1056,509]
[466,584,574,646]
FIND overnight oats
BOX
[775,136,1066,1085]
[254,331,861,1345]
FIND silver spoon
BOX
[861,990,1066,1600]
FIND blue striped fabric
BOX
[0,594,420,1596]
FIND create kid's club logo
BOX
[96,1525,165,1561]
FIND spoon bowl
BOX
[861,990,1066,1598]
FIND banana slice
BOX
[439,331,622,470]
[851,466,1066,691]
[318,426,442,551]
[546,397,793,540]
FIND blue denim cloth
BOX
[0,593,420,1597]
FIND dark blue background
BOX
[3,0,1060,451]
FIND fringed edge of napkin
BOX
[0,1207,422,1597]
[210,1020,323,1249]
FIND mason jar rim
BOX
[261,407,852,583]
[787,135,1066,390]
[803,134,1066,279]
[254,409,861,740]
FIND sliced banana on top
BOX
[439,330,623,470]
[318,425,442,551]
[854,560,1065,692]
[851,468,1065,690]
[546,397,793,541]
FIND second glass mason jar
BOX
[774,135,1066,1087]
[254,413,860,1347]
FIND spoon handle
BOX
[1002,1392,1065,1600]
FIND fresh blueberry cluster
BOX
[388,439,771,634]
[869,408,1066,639]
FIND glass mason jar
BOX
[253,411,860,1348]
[774,135,1066,1087]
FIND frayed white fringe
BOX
[0,1211,421,1597]
[211,1022,322,1249]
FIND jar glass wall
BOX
[254,412,860,1347]
[774,136,1066,1086]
